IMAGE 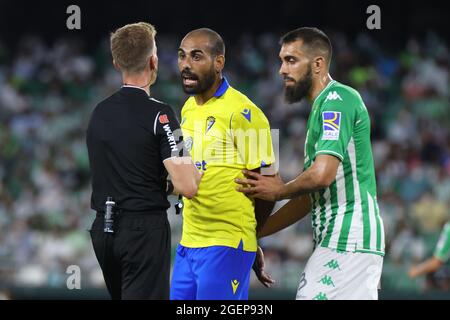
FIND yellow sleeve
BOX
[231,104,275,170]
[180,98,191,120]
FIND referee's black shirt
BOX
[86,86,182,213]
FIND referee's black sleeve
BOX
[154,105,183,161]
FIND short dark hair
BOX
[186,28,225,56]
[280,27,332,65]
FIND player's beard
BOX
[181,65,216,95]
[284,65,312,104]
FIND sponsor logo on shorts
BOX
[323,259,341,271]
[231,279,240,294]
[313,292,329,300]
[318,275,335,287]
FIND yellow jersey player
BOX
[170,28,275,300]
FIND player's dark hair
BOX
[188,28,225,57]
[280,27,332,65]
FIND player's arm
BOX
[251,166,276,289]
[258,194,311,238]
[252,192,311,288]
[408,257,444,278]
[253,172,276,233]
[255,199,275,233]
[156,106,202,199]
[236,154,340,201]
[280,154,339,199]
[279,154,339,199]
[164,157,202,199]
[410,223,450,278]
[237,90,355,201]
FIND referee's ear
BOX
[150,55,158,71]
[112,59,121,71]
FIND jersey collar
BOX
[121,85,149,96]
[312,78,336,106]
[213,77,230,97]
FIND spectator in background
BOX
[409,221,450,278]
[411,192,448,234]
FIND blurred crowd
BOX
[0,30,449,296]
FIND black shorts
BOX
[89,211,171,300]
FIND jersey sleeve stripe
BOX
[315,150,344,161]
[153,111,161,135]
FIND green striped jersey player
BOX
[409,221,450,278]
[304,80,385,255]
[236,27,384,299]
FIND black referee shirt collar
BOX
[121,85,149,96]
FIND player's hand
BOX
[252,246,275,288]
[235,170,284,202]
[408,265,420,278]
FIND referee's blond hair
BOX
[111,22,157,74]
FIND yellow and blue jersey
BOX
[179,77,275,252]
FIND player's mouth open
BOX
[183,76,198,86]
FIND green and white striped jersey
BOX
[434,222,450,262]
[304,80,385,256]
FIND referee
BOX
[86,22,201,300]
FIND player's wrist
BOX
[279,178,308,200]
[276,182,289,201]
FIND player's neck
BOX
[122,72,152,95]
[195,76,223,105]
[308,73,333,104]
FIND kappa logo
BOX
[318,275,335,287]
[324,91,343,102]
[313,292,328,300]
[231,279,240,294]
[323,259,341,270]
